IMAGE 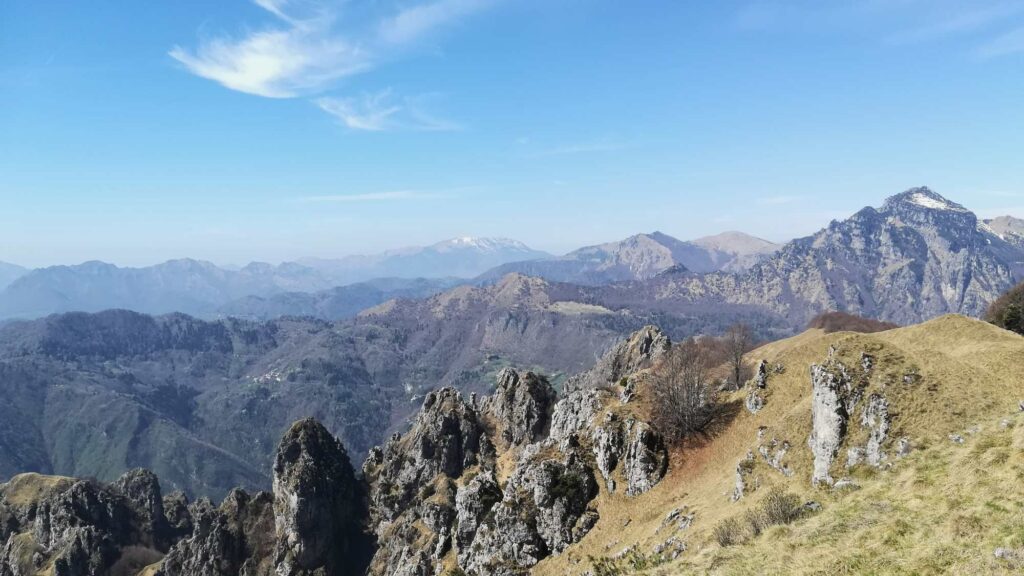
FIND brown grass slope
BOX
[535,314,1024,576]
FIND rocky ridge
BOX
[0,327,674,576]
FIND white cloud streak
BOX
[379,0,491,45]
[172,0,495,127]
[172,0,495,92]
[316,90,461,131]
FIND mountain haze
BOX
[299,237,551,285]
[0,238,547,321]
[478,231,779,285]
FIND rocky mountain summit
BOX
[616,187,1024,327]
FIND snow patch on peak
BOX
[434,237,532,252]
[908,192,957,211]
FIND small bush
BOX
[716,487,805,547]
[714,517,747,547]
[759,486,803,526]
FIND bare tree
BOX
[650,338,717,443]
[725,323,752,390]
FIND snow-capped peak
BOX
[908,192,956,211]
[433,237,533,253]
[884,187,968,213]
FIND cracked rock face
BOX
[273,418,362,576]
[808,349,892,485]
[486,368,557,447]
[462,444,599,575]
[565,326,670,392]
[622,420,669,496]
[363,388,493,576]
[0,470,173,576]
[860,394,889,467]
[549,390,605,442]
[591,414,669,496]
[808,359,852,485]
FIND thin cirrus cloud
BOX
[316,90,461,132]
[170,0,492,127]
[378,0,492,45]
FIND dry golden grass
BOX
[534,315,1024,576]
[1,472,75,507]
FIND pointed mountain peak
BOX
[882,187,968,213]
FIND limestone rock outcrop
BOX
[486,368,557,447]
[565,326,670,392]
[808,348,892,485]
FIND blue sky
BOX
[2,0,1024,267]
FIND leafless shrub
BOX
[724,323,752,390]
[650,338,717,443]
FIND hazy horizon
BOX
[4,1,1024,267]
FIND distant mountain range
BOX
[0,238,549,320]
[299,237,551,284]
[0,232,782,321]
[477,230,779,285]
[2,189,1021,329]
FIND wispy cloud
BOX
[316,90,461,131]
[170,2,368,98]
[172,0,495,126]
[379,0,492,45]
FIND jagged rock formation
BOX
[565,325,670,392]
[0,328,673,576]
[0,471,170,576]
[154,419,366,576]
[362,387,491,576]
[486,368,558,447]
[158,419,367,576]
[272,419,363,575]
[363,342,670,576]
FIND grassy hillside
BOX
[536,315,1024,575]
